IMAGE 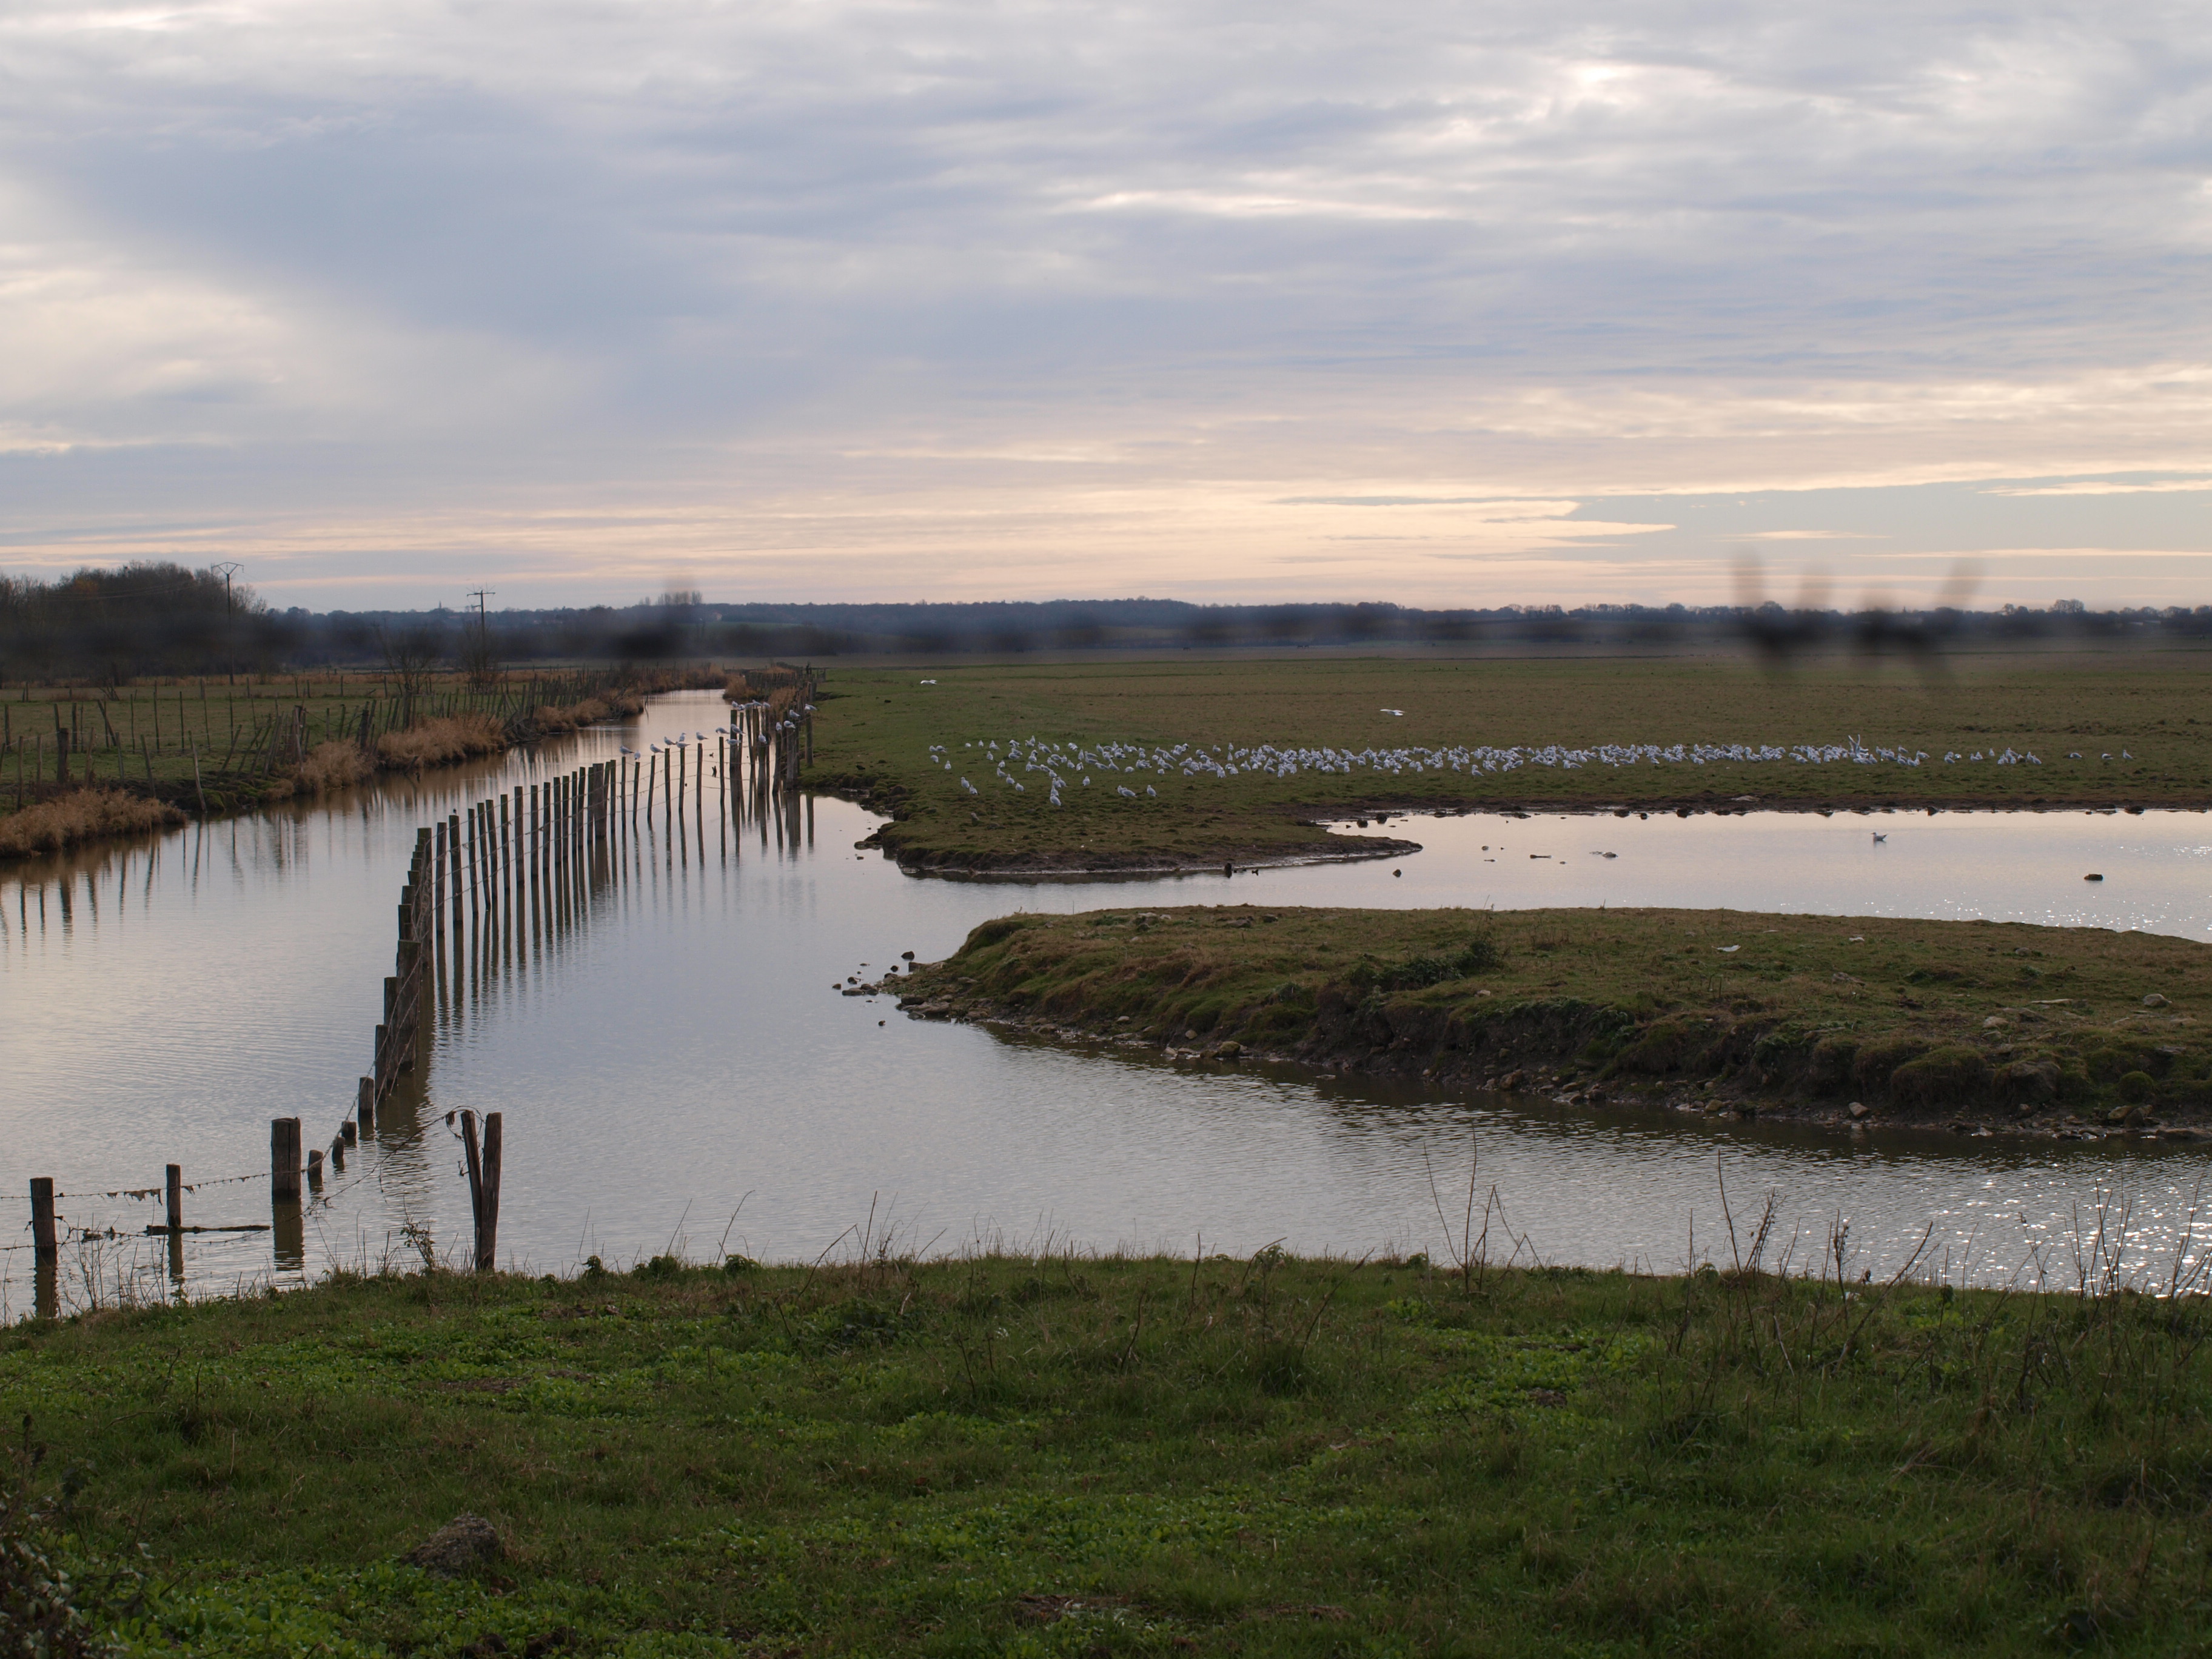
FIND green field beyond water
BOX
[805,654,2212,871]
[4,1251,2208,1655]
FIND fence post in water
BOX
[357,1075,374,1131]
[166,1164,182,1233]
[270,1118,302,1201]
[30,1178,56,1258]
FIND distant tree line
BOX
[4,563,2208,684]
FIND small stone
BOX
[1983,1015,2011,1029]
[2142,993,2170,1009]
[1848,1101,1869,1119]
[403,1513,501,1577]
[1215,1041,1241,1059]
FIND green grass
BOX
[5,1248,2211,1656]
[804,654,2212,871]
[900,906,2212,1130]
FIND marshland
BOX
[5,649,2212,1654]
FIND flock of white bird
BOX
[923,734,2116,807]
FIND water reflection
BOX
[4,692,2210,1316]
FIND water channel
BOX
[5,691,2210,1313]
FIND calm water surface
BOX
[4,692,2208,1310]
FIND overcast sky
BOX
[2,0,2207,609]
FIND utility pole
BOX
[212,562,242,617]
[465,588,498,689]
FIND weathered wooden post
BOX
[357,1074,374,1129]
[166,1164,182,1234]
[270,1117,302,1202]
[460,1110,503,1272]
[29,1178,57,1258]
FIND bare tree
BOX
[376,622,444,728]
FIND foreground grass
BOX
[804,654,2212,871]
[900,907,2212,1131]
[5,1252,2210,1655]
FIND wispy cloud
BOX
[0,0,2205,604]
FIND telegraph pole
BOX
[212,562,242,617]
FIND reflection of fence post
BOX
[270,1117,301,1202]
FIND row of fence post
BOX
[15,699,821,1312]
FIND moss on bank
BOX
[5,1250,2210,1655]
[898,905,2212,1133]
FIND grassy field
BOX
[4,1247,2209,1656]
[897,905,2212,1133]
[803,652,2212,872]
[0,668,712,859]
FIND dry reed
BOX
[0,788,184,859]
[292,739,377,795]
[532,691,643,735]
[375,712,504,770]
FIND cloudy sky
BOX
[2,0,2207,610]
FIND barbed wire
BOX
[0,1169,269,1205]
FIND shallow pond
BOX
[4,692,2209,1312]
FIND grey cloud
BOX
[1,0,2207,600]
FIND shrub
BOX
[962,916,1033,952]
[1994,1056,2062,1108]
[0,1427,127,1657]
[1888,1046,1993,1112]
[1852,1034,1931,1092]
[292,739,374,795]
[2119,1070,2157,1104]
[1347,936,1502,992]
[1614,1017,1716,1074]
[1808,1035,1859,1090]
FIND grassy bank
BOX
[896,906,2212,1135]
[800,654,2212,873]
[0,667,719,862]
[5,1247,2209,1655]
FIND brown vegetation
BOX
[291,739,377,795]
[375,712,505,771]
[0,788,184,859]
[531,691,645,735]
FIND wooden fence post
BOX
[459,1110,500,1272]
[166,1164,182,1233]
[480,1112,501,1272]
[271,1117,301,1201]
[358,1075,375,1130]
[29,1178,56,1257]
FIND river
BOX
[4,691,2208,1312]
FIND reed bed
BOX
[0,787,183,858]
[290,737,378,795]
[373,712,506,771]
